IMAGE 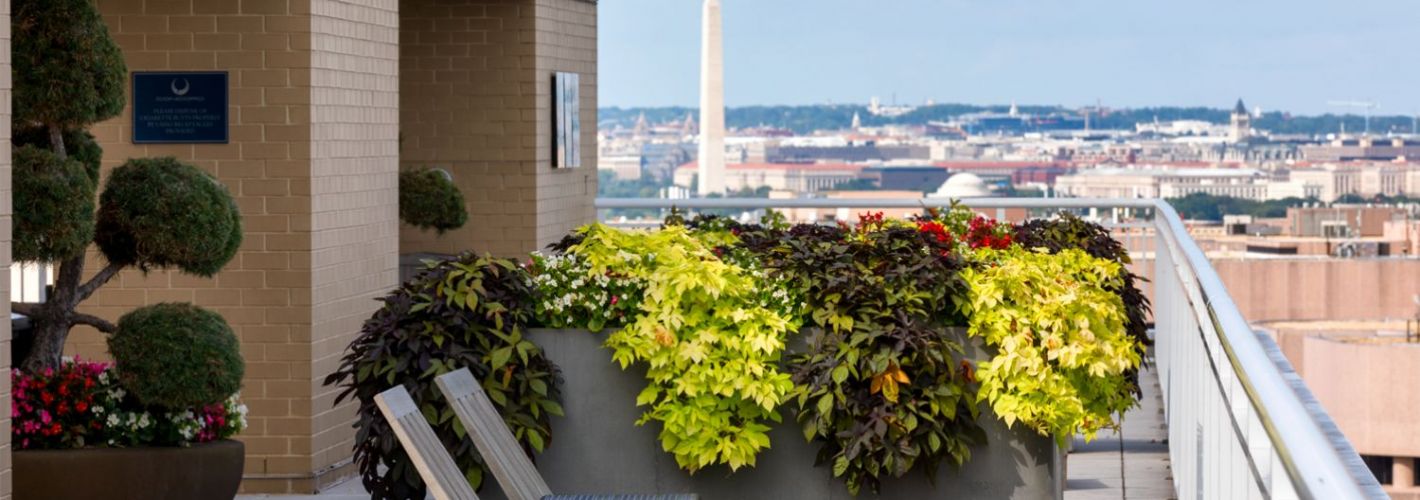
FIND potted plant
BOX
[13,304,249,499]
[397,167,468,282]
[328,207,1150,499]
[10,0,248,497]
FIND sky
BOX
[598,0,1420,115]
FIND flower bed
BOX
[330,206,1150,499]
[13,361,247,450]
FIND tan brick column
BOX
[0,0,12,496]
[399,0,597,258]
[86,0,398,493]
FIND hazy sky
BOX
[599,0,1419,114]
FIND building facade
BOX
[0,0,599,495]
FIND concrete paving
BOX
[1064,362,1176,500]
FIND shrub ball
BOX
[14,127,103,183]
[399,168,467,233]
[109,303,244,409]
[13,145,97,262]
[95,157,243,277]
[13,0,127,128]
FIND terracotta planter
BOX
[15,439,245,500]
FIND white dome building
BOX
[928,172,994,199]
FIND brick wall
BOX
[532,0,597,246]
[308,0,399,488]
[399,0,596,258]
[0,0,11,496]
[83,0,397,493]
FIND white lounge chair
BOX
[374,371,696,500]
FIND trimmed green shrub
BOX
[325,254,563,499]
[399,168,467,233]
[13,145,97,262]
[13,0,127,129]
[108,303,244,409]
[95,157,243,277]
[14,127,103,183]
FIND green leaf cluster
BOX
[95,157,243,277]
[744,220,984,495]
[564,224,798,472]
[108,303,244,409]
[961,247,1142,447]
[12,146,97,262]
[13,0,127,129]
[399,168,468,234]
[1013,212,1153,396]
[324,254,564,499]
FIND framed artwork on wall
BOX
[553,72,581,168]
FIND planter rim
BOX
[15,438,243,454]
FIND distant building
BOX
[765,144,929,163]
[598,155,642,181]
[1301,137,1420,162]
[1230,99,1252,143]
[928,173,995,199]
[1054,167,1282,200]
[1290,163,1420,202]
[674,162,865,192]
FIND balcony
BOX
[592,197,1389,500]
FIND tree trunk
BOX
[19,314,72,373]
[48,124,67,160]
[19,252,87,372]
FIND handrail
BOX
[596,196,1158,210]
[1150,200,1375,499]
[593,196,1381,499]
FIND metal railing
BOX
[595,197,1386,500]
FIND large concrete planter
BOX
[515,328,1064,500]
[15,439,245,500]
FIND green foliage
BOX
[754,219,984,495]
[95,157,243,277]
[1013,213,1153,396]
[325,254,563,500]
[13,0,127,129]
[399,168,467,233]
[108,303,244,409]
[564,224,798,472]
[1166,193,1315,221]
[14,127,103,182]
[961,247,1142,447]
[12,145,97,262]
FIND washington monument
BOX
[697,0,726,196]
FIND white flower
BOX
[106,414,120,427]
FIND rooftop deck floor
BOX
[1065,361,1175,500]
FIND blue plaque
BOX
[131,72,229,144]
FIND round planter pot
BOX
[15,439,245,500]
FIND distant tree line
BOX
[601,104,1419,137]
[1165,193,1318,221]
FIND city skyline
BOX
[600,0,1420,115]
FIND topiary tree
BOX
[11,0,243,373]
[108,303,244,409]
[399,167,467,234]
